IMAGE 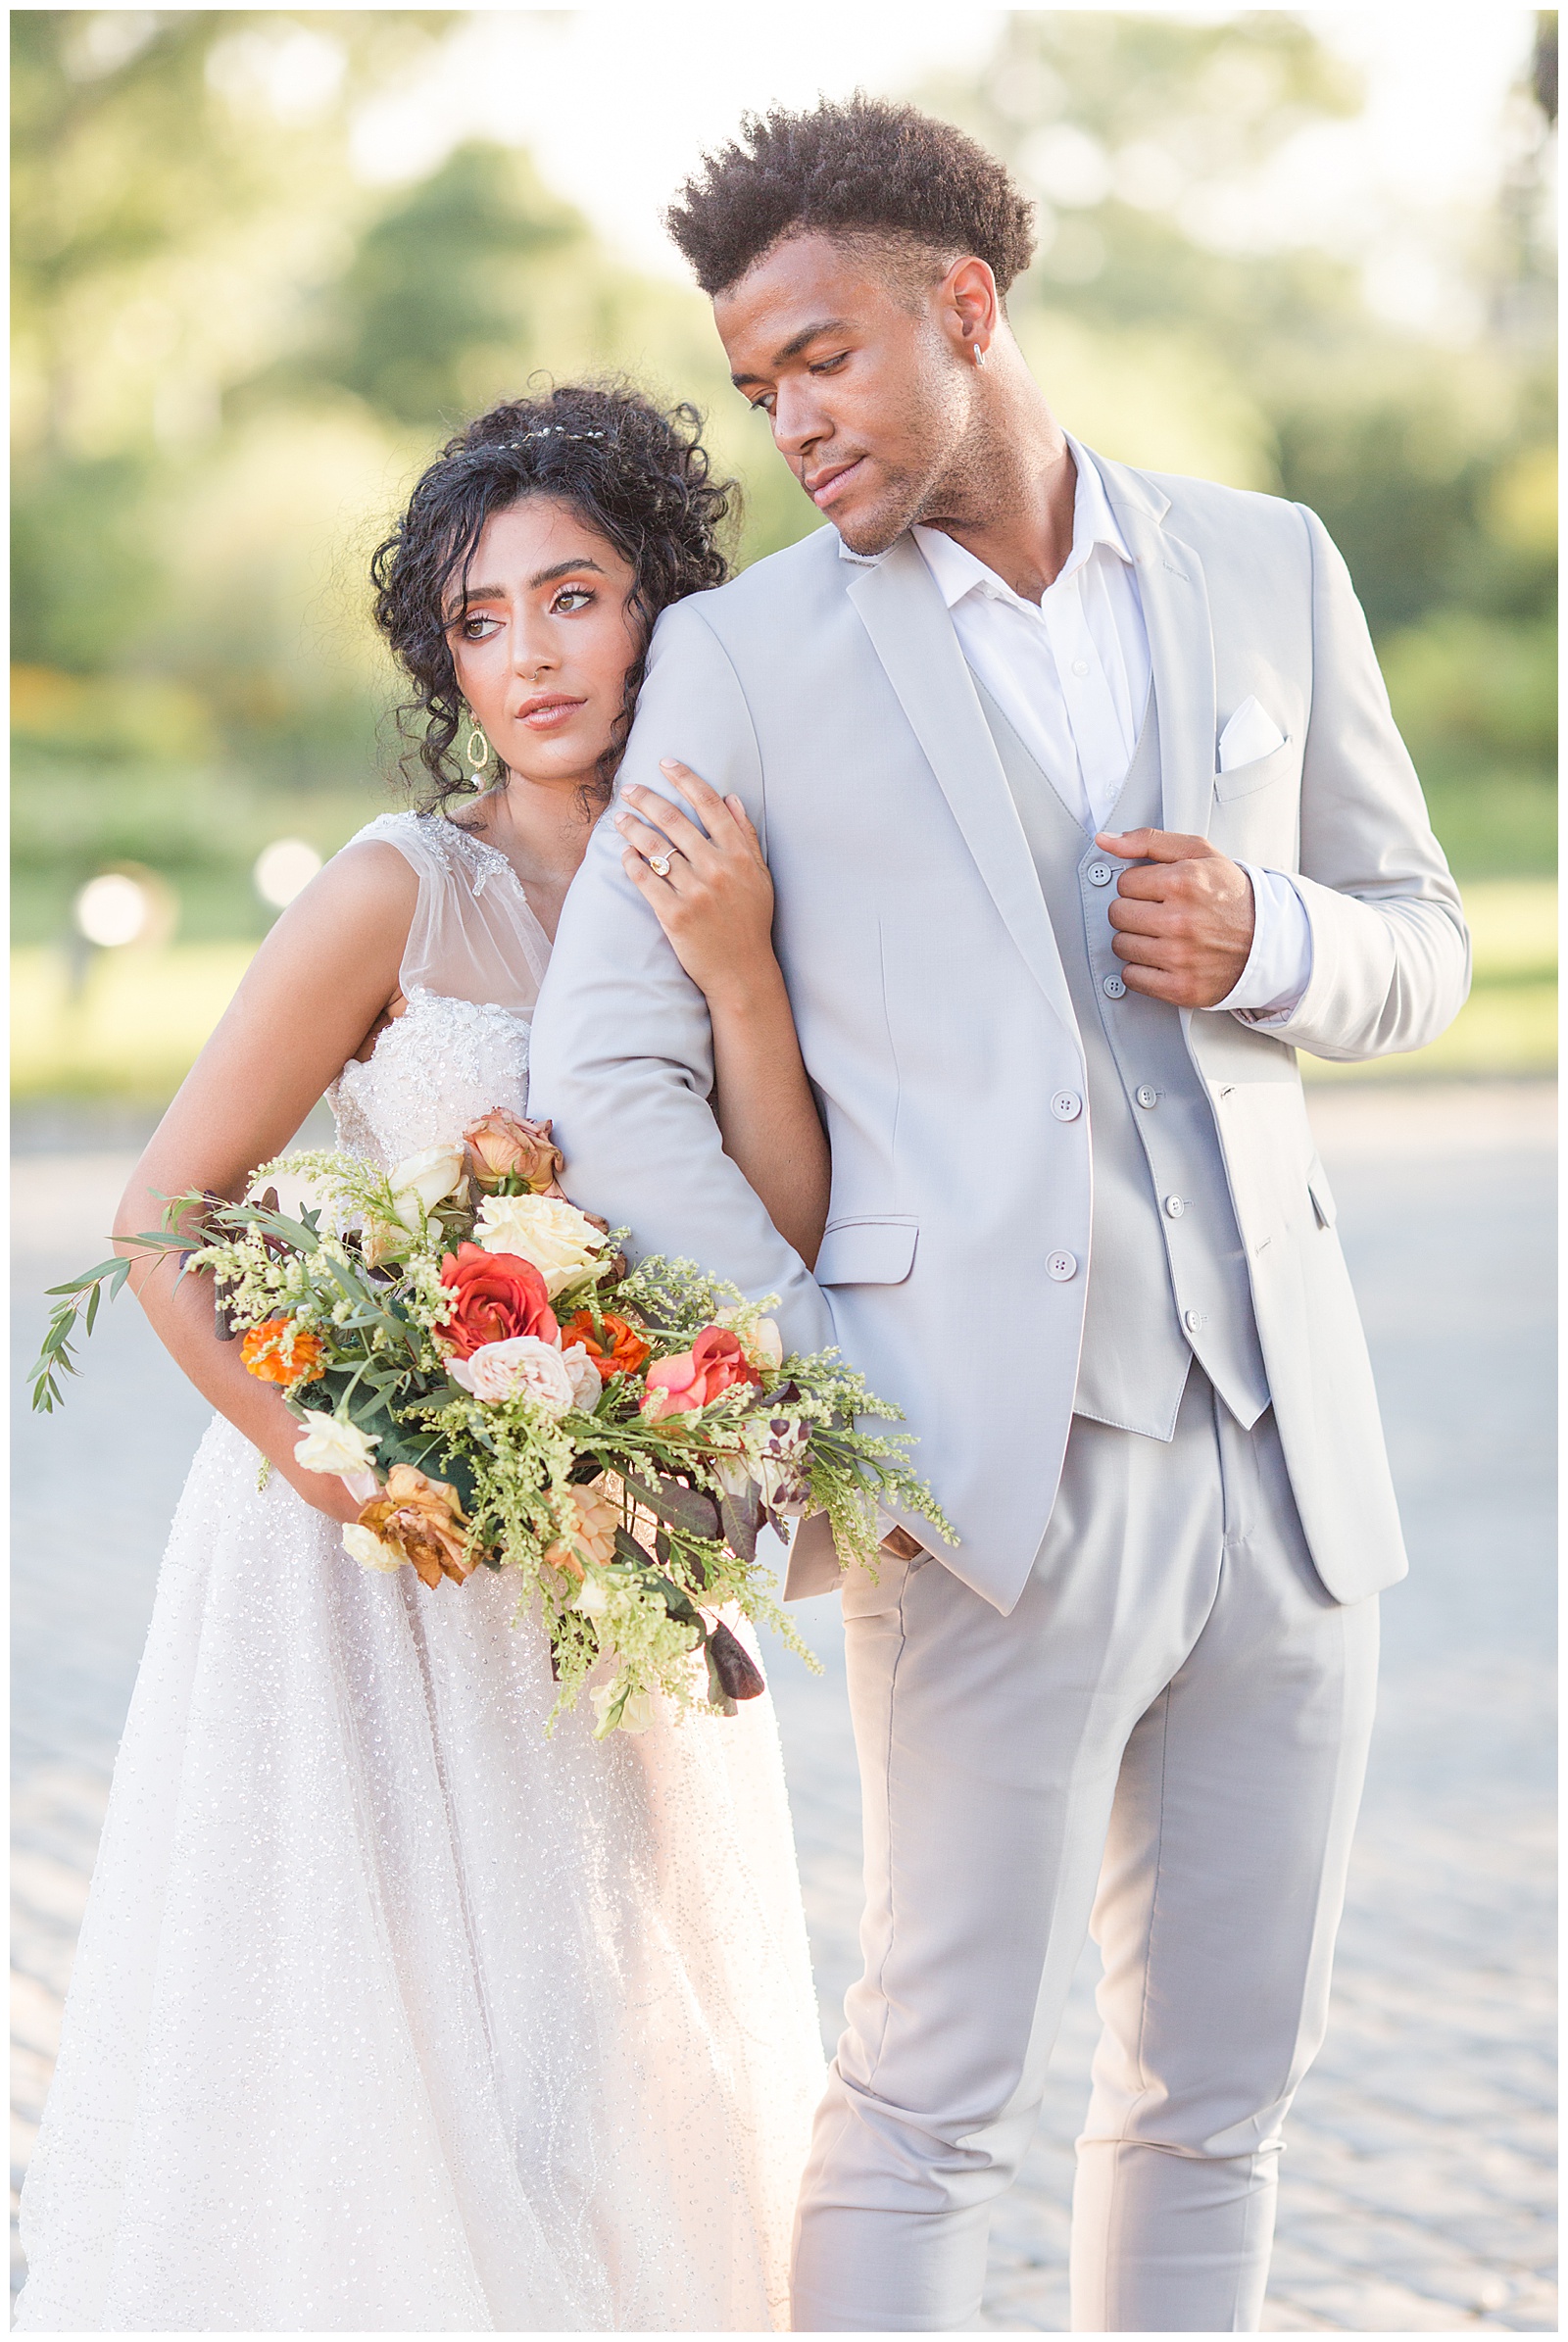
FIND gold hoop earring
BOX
[466,722,490,769]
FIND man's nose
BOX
[771,379,826,464]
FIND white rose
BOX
[591,1679,658,1735]
[474,1192,605,1297]
[294,1410,380,1479]
[342,1522,405,1573]
[388,1142,466,1231]
[571,1574,611,1616]
[451,1334,576,1415]
[561,1342,602,1413]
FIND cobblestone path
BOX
[11,1084,1555,2327]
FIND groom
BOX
[529,98,1469,2333]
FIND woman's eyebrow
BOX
[447,559,609,619]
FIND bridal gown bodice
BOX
[16,811,824,2335]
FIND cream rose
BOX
[714,1305,785,1373]
[389,1142,466,1228]
[449,1333,576,1415]
[591,1679,658,1736]
[474,1193,605,1298]
[342,1522,405,1574]
[293,1410,380,1479]
[560,1342,602,1413]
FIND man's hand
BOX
[1097,828,1255,1008]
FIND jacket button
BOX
[1136,1085,1158,1109]
[1184,1308,1205,1333]
[1165,1195,1186,1218]
[1052,1091,1083,1121]
[1102,974,1126,1000]
[1047,1250,1078,1282]
[1087,860,1114,887]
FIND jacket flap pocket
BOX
[815,1215,918,1288]
[1213,737,1296,804]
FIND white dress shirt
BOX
[882,439,1312,1021]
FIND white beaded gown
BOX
[15,813,826,2333]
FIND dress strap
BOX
[341,811,551,1016]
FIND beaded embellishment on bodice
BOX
[327,987,533,1170]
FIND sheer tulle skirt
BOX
[16,1417,823,2332]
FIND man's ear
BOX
[939,255,1000,367]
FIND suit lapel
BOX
[1095,456,1217,842]
[845,538,1080,1052]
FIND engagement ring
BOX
[647,854,672,878]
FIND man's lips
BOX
[806,457,867,510]
[514,695,585,731]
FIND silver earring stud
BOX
[973,343,988,369]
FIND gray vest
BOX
[975,680,1271,1439]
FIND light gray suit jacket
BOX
[527,454,1470,1614]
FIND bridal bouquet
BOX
[34,1109,949,1736]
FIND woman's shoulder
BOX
[342,807,514,892]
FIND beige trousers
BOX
[791,1370,1380,2333]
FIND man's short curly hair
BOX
[665,93,1036,301]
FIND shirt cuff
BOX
[1217,865,1315,1024]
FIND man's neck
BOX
[918,369,1077,606]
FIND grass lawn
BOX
[10,878,1557,1104]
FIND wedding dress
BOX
[15,812,825,2333]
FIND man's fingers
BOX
[1117,960,1188,1002]
[1105,894,1174,937]
[1097,827,1213,864]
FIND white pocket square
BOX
[1217,695,1286,772]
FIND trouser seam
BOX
[864,1571,913,2079]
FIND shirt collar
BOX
[836,435,1132,610]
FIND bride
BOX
[16,385,829,2332]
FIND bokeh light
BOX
[74,872,155,949]
[253,839,323,907]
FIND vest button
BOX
[1102,975,1126,1000]
[1051,1091,1083,1121]
[1087,860,1114,887]
[1047,1250,1078,1282]
[1136,1085,1158,1109]
[1164,1195,1186,1218]
[1072,658,1091,677]
[1184,1308,1206,1333]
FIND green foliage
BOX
[8,6,1558,967]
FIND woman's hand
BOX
[614,761,778,1009]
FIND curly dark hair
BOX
[370,381,735,811]
[665,94,1036,301]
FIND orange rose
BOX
[240,1317,325,1389]
[438,1243,559,1358]
[562,1308,652,1385]
[641,1327,761,1423]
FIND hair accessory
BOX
[501,429,607,446]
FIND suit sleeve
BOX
[526,598,836,1359]
[1260,506,1471,1062]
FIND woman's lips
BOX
[808,458,866,510]
[515,697,584,731]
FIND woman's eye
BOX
[460,614,499,641]
[552,586,594,613]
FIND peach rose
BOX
[641,1326,761,1423]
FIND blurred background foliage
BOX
[10,8,1557,1098]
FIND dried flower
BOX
[354,1465,474,1589]
[463,1109,564,1194]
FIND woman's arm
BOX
[613,763,830,1268]
[113,842,418,1521]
